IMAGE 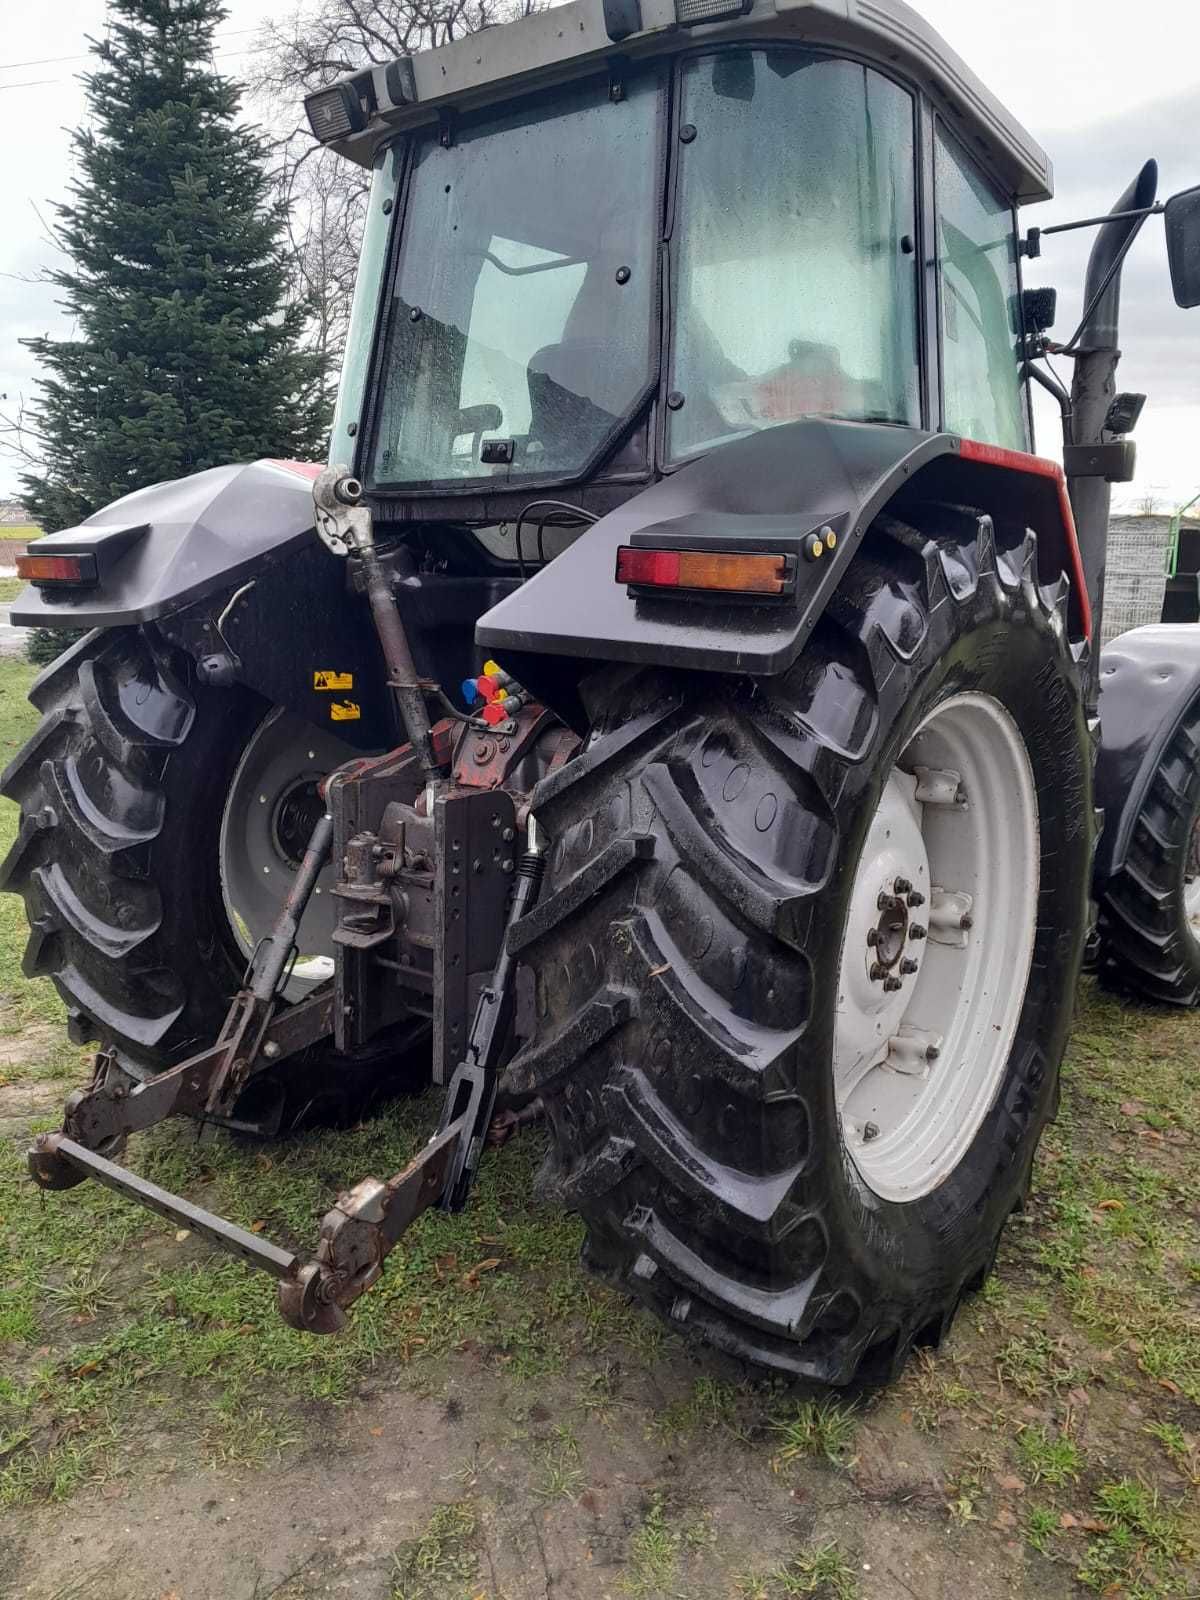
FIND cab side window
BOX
[936,128,1027,450]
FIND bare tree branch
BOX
[249,0,545,384]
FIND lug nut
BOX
[894,876,912,895]
[869,961,886,981]
[862,1121,880,1142]
[960,913,973,931]
[907,889,925,908]
[899,957,919,975]
[909,924,927,940]
[926,1044,940,1062]
[866,928,879,946]
[883,975,902,992]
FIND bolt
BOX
[926,1044,940,1062]
[894,876,912,895]
[960,913,974,931]
[907,889,925,907]
[862,1121,880,1142]
[899,957,919,975]
[866,928,879,946]
[869,961,887,981]
[883,975,902,992]
[262,1040,280,1059]
[909,923,926,940]
[877,890,897,911]
[501,858,514,873]
[502,826,515,842]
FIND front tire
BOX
[508,504,1092,1383]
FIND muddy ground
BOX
[0,659,1196,1600]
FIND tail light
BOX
[16,552,98,587]
[615,546,793,596]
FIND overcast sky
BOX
[2,0,1198,507]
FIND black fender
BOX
[11,460,395,752]
[1094,624,1200,885]
[476,419,1089,683]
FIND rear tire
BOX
[508,504,1093,1383]
[0,626,417,1124]
[1095,699,1200,1006]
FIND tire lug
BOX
[862,1121,880,1142]
[909,924,926,940]
[906,889,925,908]
[869,962,887,981]
[893,876,912,895]
[866,928,879,946]
[926,1044,940,1062]
[883,975,902,992]
[960,913,973,931]
[899,957,919,975]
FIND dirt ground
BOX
[0,660,1197,1600]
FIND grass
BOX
[623,1493,682,1597]
[1016,1424,1082,1487]
[769,1397,858,1469]
[0,525,39,542]
[0,577,24,604]
[390,1501,479,1600]
[737,1543,858,1600]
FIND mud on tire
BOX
[506,504,1093,1384]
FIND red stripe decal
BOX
[265,459,323,481]
[958,438,1091,640]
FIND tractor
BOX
[6,0,1200,1384]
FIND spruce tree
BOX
[22,0,328,549]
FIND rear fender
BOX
[1094,625,1200,884]
[12,460,392,752]
[476,420,1089,693]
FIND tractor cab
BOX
[312,0,1049,526]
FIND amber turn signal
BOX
[615,546,790,595]
[16,552,99,586]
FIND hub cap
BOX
[219,708,357,999]
[833,693,1040,1202]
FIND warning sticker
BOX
[330,700,361,722]
[314,670,353,691]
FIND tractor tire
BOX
[507,505,1093,1384]
[1095,698,1200,1006]
[0,626,411,1124]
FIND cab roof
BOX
[310,0,1052,203]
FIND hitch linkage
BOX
[277,819,545,1333]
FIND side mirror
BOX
[1165,184,1200,308]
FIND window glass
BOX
[668,51,919,460]
[935,127,1026,449]
[367,72,660,487]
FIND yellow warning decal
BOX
[314,670,353,691]
[330,700,361,722]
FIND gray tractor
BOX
[6,0,1200,1383]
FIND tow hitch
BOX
[27,466,551,1334]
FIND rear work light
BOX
[616,546,792,596]
[16,552,99,586]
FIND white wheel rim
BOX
[219,708,354,999]
[1185,818,1200,947]
[833,692,1040,1202]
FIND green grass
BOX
[769,1397,858,1469]
[0,525,40,542]
[390,1501,479,1600]
[1017,1424,1082,1487]
[0,578,23,604]
[623,1493,683,1597]
[737,1543,858,1600]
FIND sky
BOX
[1,0,1198,508]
